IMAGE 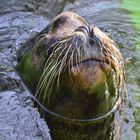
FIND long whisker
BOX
[56,41,72,89]
[36,60,58,101]
[42,61,61,105]
[36,36,75,104]
[68,49,75,82]
[75,41,80,72]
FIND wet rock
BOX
[0,91,51,140]
[0,0,75,18]
[0,1,52,139]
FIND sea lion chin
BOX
[17,11,126,119]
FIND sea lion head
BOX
[19,12,126,119]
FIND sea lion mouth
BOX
[74,59,111,73]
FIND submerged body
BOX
[17,11,126,139]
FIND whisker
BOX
[75,41,80,72]
[36,60,59,101]
[36,35,75,105]
[42,62,60,105]
[68,49,75,82]
[56,41,72,88]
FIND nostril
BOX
[89,26,95,44]
[75,26,89,35]
[74,26,95,45]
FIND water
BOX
[0,0,140,139]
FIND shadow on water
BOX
[0,0,140,140]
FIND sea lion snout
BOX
[75,26,90,36]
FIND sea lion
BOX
[17,11,126,139]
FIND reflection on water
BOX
[0,0,140,139]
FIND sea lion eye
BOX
[51,16,68,32]
[37,45,45,55]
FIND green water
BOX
[122,0,140,139]
[123,0,140,48]
[123,0,140,32]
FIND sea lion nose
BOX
[75,26,90,36]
